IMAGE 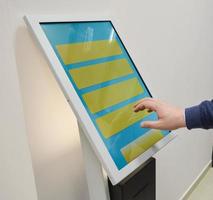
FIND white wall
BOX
[0,0,37,199]
[8,1,110,200]
[110,1,213,199]
[1,0,213,200]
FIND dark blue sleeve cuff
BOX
[185,105,202,129]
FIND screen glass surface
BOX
[40,21,170,170]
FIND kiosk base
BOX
[108,158,156,200]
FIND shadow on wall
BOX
[14,25,90,200]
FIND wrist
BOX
[176,108,186,128]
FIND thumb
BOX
[140,120,161,129]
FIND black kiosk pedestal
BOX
[108,158,156,200]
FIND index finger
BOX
[133,99,157,112]
[133,97,154,108]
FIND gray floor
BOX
[187,168,213,200]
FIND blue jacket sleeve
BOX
[185,100,213,129]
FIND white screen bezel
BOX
[24,15,176,185]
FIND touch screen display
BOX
[41,21,170,170]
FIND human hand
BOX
[133,98,186,130]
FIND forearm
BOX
[185,100,213,129]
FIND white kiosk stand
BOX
[78,121,156,200]
[24,16,162,200]
[78,122,110,200]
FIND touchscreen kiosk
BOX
[25,17,175,185]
